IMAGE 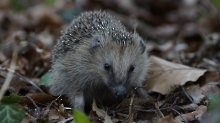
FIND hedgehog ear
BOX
[90,35,104,53]
[139,39,146,54]
[134,33,146,54]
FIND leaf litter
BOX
[0,0,220,123]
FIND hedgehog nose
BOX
[115,90,126,98]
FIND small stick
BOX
[0,42,28,101]
[0,67,44,93]
[181,86,193,103]
[21,96,40,116]
[128,93,134,116]
[155,102,164,118]
[58,116,73,123]
[161,107,187,123]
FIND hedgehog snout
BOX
[113,86,126,98]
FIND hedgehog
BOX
[49,11,150,113]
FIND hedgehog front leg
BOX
[74,92,85,112]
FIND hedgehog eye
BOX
[104,63,111,71]
[129,65,135,73]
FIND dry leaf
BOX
[175,105,207,122]
[21,116,31,123]
[92,100,106,119]
[185,84,205,104]
[157,114,182,123]
[199,71,220,96]
[104,114,113,123]
[92,100,119,123]
[201,82,220,96]
[146,56,207,94]
[200,71,220,86]
[19,93,56,107]
[48,109,64,121]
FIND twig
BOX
[0,67,44,93]
[21,96,40,116]
[155,102,164,118]
[181,86,193,103]
[48,95,63,108]
[58,116,73,123]
[108,107,157,116]
[161,107,187,123]
[128,92,135,116]
[0,42,28,101]
[170,97,179,107]
[203,58,218,67]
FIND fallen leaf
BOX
[201,82,220,96]
[19,93,56,107]
[104,114,113,123]
[157,114,182,123]
[175,105,207,122]
[200,71,220,86]
[92,100,106,119]
[198,71,220,96]
[185,84,205,104]
[92,100,119,123]
[146,56,207,94]
[21,116,31,123]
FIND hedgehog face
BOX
[89,33,149,98]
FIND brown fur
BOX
[49,11,150,112]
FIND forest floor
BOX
[0,0,220,123]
